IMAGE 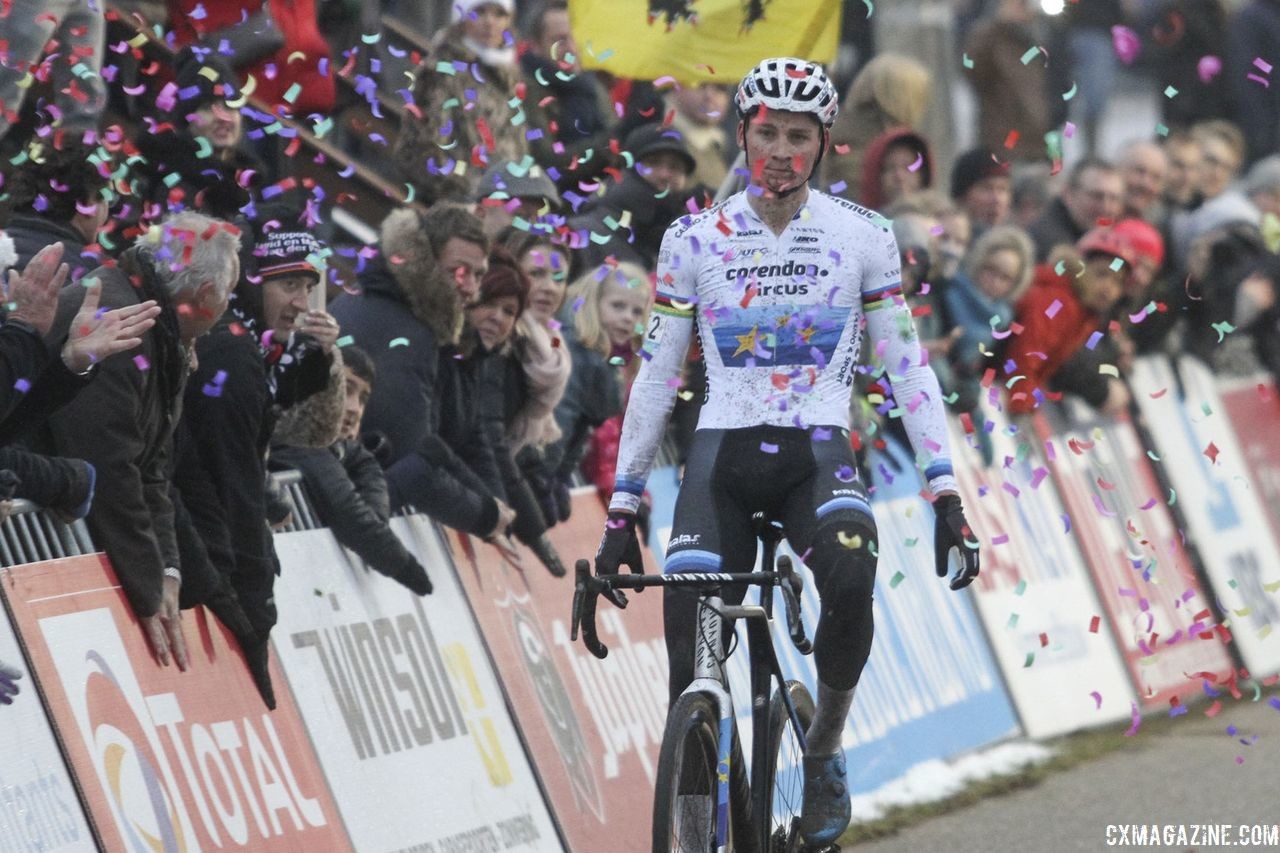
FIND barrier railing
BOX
[0,502,93,566]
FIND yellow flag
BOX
[569,0,843,87]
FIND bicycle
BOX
[572,516,835,853]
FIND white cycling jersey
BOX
[609,189,958,513]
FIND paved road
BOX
[850,695,1280,852]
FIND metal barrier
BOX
[270,470,325,532]
[0,501,95,567]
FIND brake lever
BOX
[570,559,610,659]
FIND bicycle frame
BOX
[571,558,812,852]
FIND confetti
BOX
[1091,691,1103,709]
[889,570,905,588]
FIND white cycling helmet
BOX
[735,57,839,128]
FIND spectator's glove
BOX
[934,494,980,590]
[553,476,572,523]
[0,658,21,705]
[393,556,433,597]
[595,511,644,609]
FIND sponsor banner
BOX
[446,490,667,853]
[648,447,1020,796]
[1129,357,1280,678]
[1034,397,1234,705]
[947,403,1136,737]
[1215,376,1280,553]
[1,554,352,852]
[271,520,562,853]
[0,598,97,852]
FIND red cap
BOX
[1110,219,1165,269]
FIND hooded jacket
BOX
[858,127,934,212]
[329,209,502,536]
[568,169,690,270]
[1005,262,1111,414]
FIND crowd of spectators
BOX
[0,0,1276,708]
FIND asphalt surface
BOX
[849,695,1280,853]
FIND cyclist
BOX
[594,57,981,847]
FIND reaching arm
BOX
[607,227,696,514]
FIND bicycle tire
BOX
[764,680,815,853]
[653,691,736,853]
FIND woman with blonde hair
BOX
[542,262,653,522]
[820,53,932,202]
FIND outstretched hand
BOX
[6,242,69,336]
[141,576,189,671]
[61,282,161,373]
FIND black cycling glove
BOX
[934,494,980,590]
[595,511,645,609]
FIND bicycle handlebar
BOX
[570,559,812,660]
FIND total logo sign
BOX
[21,578,351,853]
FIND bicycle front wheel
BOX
[765,680,815,853]
[653,691,732,853]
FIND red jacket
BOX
[169,0,335,115]
[1004,264,1105,414]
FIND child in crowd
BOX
[1004,228,1136,416]
[545,262,653,522]
[270,346,433,595]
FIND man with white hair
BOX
[39,211,241,671]
[1117,139,1169,223]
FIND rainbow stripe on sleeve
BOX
[861,282,904,312]
[654,290,696,319]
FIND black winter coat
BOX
[37,249,189,617]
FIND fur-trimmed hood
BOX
[370,208,464,346]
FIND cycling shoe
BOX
[800,751,850,846]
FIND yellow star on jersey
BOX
[733,324,760,357]
[797,325,817,344]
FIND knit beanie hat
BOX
[950,149,1010,201]
[259,231,325,281]
[452,0,514,21]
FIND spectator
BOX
[1010,163,1054,230]
[569,123,695,271]
[1170,134,1268,266]
[950,148,1012,236]
[1117,140,1170,223]
[1226,0,1280,166]
[473,161,562,239]
[1192,120,1247,205]
[944,225,1036,410]
[1138,0,1230,131]
[1162,129,1203,212]
[1027,158,1124,261]
[0,0,106,143]
[270,346,433,594]
[330,206,516,541]
[1063,0,1124,155]
[3,138,110,275]
[1232,252,1280,379]
[545,262,652,521]
[822,53,931,201]
[134,47,261,222]
[964,0,1053,163]
[1004,227,1136,415]
[467,249,569,574]
[392,0,528,205]
[1111,217,1166,301]
[171,227,337,707]
[936,205,974,281]
[38,212,240,671]
[168,0,335,117]
[497,228,574,525]
[666,82,733,192]
[893,211,959,382]
[519,0,615,190]
[0,239,160,520]
[859,128,933,212]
